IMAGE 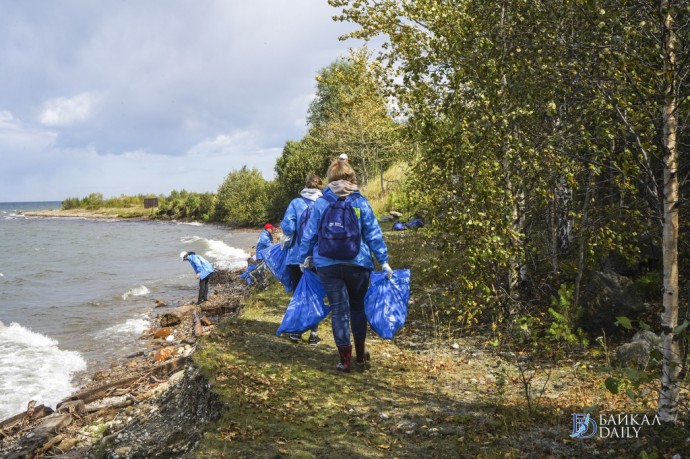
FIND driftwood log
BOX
[193,310,204,337]
[0,404,53,438]
[5,414,72,459]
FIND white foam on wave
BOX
[0,322,86,421]
[178,221,203,227]
[205,239,249,269]
[180,235,203,244]
[99,315,151,336]
[122,285,150,300]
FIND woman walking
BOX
[298,159,392,372]
[280,174,324,344]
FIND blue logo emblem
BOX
[570,413,597,438]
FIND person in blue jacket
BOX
[280,174,323,344]
[297,158,393,373]
[180,251,214,304]
[255,223,274,261]
[238,257,259,285]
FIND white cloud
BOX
[0,0,366,201]
[0,111,56,154]
[39,93,99,126]
[188,132,254,158]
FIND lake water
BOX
[0,202,257,420]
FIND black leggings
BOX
[288,264,303,290]
[198,276,210,303]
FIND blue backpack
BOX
[318,193,361,259]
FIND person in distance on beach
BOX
[180,251,214,305]
[297,158,393,373]
[255,223,274,261]
[280,173,324,344]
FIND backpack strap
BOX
[322,192,338,203]
[288,198,317,249]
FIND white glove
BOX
[280,234,291,249]
[300,256,314,272]
[382,262,393,279]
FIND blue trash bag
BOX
[261,242,293,292]
[276,270,331,335]
[406,218,425,229]
[392,221,407,231]
[364,269,411,339]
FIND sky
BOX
[0,1,364,202]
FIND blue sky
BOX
[0,1,362,201]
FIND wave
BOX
[180,235,249,269]
[99,316,151,337]
[0,322,86,421]
[122,285,150,300]
[205,239,249,269]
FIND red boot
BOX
[336,345,352,373]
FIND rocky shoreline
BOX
[0,269,248,459]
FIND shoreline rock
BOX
[0,269,250,459]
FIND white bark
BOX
[658,0,681,424]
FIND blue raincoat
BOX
[281,191,320,266]
[256,229,273,261]
[185,252,214,280]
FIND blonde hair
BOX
[304,174,323,189]
[327,159,357,183]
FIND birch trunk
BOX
[658,0,680,424]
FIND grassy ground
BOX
[191,231,689,459]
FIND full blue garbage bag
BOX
[261,242,293,292]
[392,221,407,231]
[276,270,331,335]
[364,269,411,339]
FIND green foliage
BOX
[153,189,215,222]
[82,192,104,210]
[61,197,80,210]
[272,139,330,220]
[546,284,588,347]
[215,166,270,227]
[306,49,410,186]
[61,193,160,212]
[327,0,690,352]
